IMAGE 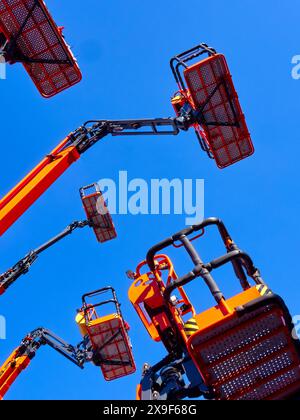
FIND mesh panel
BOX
[190,304,300,400]
[236,369,300,400]
[0,0,81,97]
[87,316,136,381]
[82,192,117,244]
[184,54,254,168]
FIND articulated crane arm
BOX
[0,328,86,400]
[0,287,136,399]
[0,115,192,237]
[0,42,255,237]
[0,220,90,295]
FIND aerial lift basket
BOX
[78,287,136,381]
[0,0,82,97]
[171,44,254,168]
[80,184,117,244]
[142,218,300,400]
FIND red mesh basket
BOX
[87,315,136,381]
[0,0,82,97]
[184,54,254,168]
[81,187,117,244]
[188,299,300,400]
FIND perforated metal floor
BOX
[190,305,300,400]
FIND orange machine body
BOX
[130,251,300,400]
[0,137,80,236]
[128,255,195,351]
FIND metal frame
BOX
[146,217,264,304]
[82,286,122,321]
[170,43,217,90]
[74,118,183,154]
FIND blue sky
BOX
[0,0,299,400]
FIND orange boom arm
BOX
[0,349,31,400]
[0,137,80,236]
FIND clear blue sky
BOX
[0,0,299,400]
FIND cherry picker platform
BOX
[76,287,136,381]
[0,0,82,97]
[171,44,254,168]
[128,218,300,400]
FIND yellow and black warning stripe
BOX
[256,284,273,297]
[184,318,199,337]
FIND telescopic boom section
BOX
[0,117,187,237]
[0,348,32,400]
[0,220,90,295]
[0,137,80,236]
